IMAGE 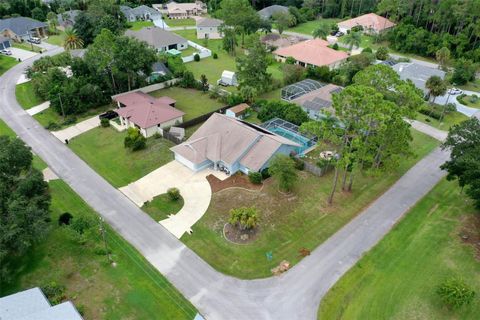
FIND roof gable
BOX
[0,17,47,36]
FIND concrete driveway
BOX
[119,161,228,238]
[51,115,100,142]
[9,47,38,61]
[436,90,479,117]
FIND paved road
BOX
[0,51,450,319]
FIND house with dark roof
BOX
[113,91,184,137]
[120,5,162,22]
[258,5,289,20]
[290,84,343,119]
[0,287,83,320]
[196,18,223,39]
[57,10,81,29]
[392,62,446,95]
[0,17,48,42]
[171,113,301,174]
[0,35,11,50]
[125,27,188,52]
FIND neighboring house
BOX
[274,38,349,69]
[261,33,306,50]
[171,113,301,174]
[338,13,395,34]
[258,5,289,20]
[125,27,188,51]
[113,91,184,138]
[290,83,343,119]
[69,48,87,59]
[120,5,162,22]
[0,287,83,320]
[392,62,446,96]
[196,18,223,39]
[226,103,251,119]
[0,35,11,50]
[57,9,81,28]
[154,1,207,19]
[217,70,237,86]
[0,17,48,42]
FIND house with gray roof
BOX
[392,62,446,96]
[0,287,83,320]
[120,5,162,22]
[196,17,223,39]
[57,10,81,28]
[290,84,343,120]
[0,17,48,42]
[125,27,188,52]
[258,5,289,20]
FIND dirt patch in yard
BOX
[459,214,480,260]
[223,223,259,244]
[207,172,263,193]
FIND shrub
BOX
[248,172,262,184]
[124,127,146,151]
[285,56,296,64]
[375,46,389,60]
[94,245,111,256]
[261,167,271,179]
[179,70,197,88]
[268,154,298,192]
[58,212,73,226]
[351,25,364,32]
[212,52,218,59]
[132,137,146,151]
[362,47,373,53]
[167,187,181,201]
[46,122,61,130]
[419,107,442,120]
[291,156,305,170]
[42,282,66,304]
[100,118,110,127]
[229,206,259,230]
[70,215,93,234]
[332,43,339,50]
[437,277,475,309]
[193,53,200,62]
[62,116,77,126]
[153,132,162,139]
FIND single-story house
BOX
[261,33,306,50]
[154,1,207,19]
[392,62,446,96]
[338,13,395,34]
[226,103,251,119]
[258,5,289,20]
[171,113,300,174]
[113,91,185,138]
[196,18,223,39]
[57,10,81,28]
[0,35,11,50]
[274,38,349,69]
[0,287,83,320]
[120,5,162,22]
[125,27,188,52]
[290,84,343,119]
[0,17,48,42]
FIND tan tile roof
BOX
[274,39,349,67]
[338,13,395,32]
[113,92,184,128]
[171,113,300,171]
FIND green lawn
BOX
[150,86,224,121]
[15,82,44,109]
[69,127,175,188]
[165,18,196,27]
[457,94,480,109]
[416,111,469,130]
[1,179,197,319]
[181,129,440,278]
[142,194,184,222]
[181,45,199,57]
[286,18,341,35]
[0,55,18,76]
[34,104,112,129]
[13,41,42,53]
[45,30,65,46]
[458,79,480,93]
[128,20,154,30]
[318,179,480,319]
[0,119,15,136]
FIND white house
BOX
[196,18,223,39]
[217,70,238,86]
[120,5,162,22]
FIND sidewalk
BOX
[51,116,100,142]
[26,101,50,116]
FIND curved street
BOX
[0,51,450,319]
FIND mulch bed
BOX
[459,214,480,260]
[223,223,259,244]
[207,172,263,193]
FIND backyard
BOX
[317,179,480,319]
[150,86,224,121]
[69,126,175,188]
[165,18,196,27]
[181,129,440,278]
[286,18,340,35]
[128,20,154,30]
[0,55,18,76]
[15,82,44,109]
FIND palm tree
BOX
[343,31,362,51]
[425,75,447,104]
[312,23,331,40]
[63,28,84,50]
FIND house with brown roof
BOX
[225,103,251,119]
[338,13,395,34]
[274,39,349,69]
[113,91,184,138]
[171,113,300,174]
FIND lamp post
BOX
[99,217,113,264]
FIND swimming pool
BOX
[266,126,314,154]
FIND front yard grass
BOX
[150,86,223,121]
[1,179,197,320]
[15,82,44,109]
[0,119,15,136]
[0,55,18,76]
[45,30,65,46]
[33,104,112,129]
[317,179,480,320]
[415,110,468,130]
[13,41,42,53]
[457,94,480,109]
[165,18,196,27]
[69,127,175,188]
[142,194,184,222]
[181,129,440,279]
[128,20,154,30]
[458,79,480,93]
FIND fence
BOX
[300,159,331,177]
[182,40,212,63]
[176,105,229,129]
[162,130,183,145]
[111,78,180,100]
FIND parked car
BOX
[99,110,118,120]
[0,49,12,55]
[448,88,463,95]
[334,31,344,37]
[27,37,41,44]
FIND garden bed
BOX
[207,172,263,193]
[223,223,259,245]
